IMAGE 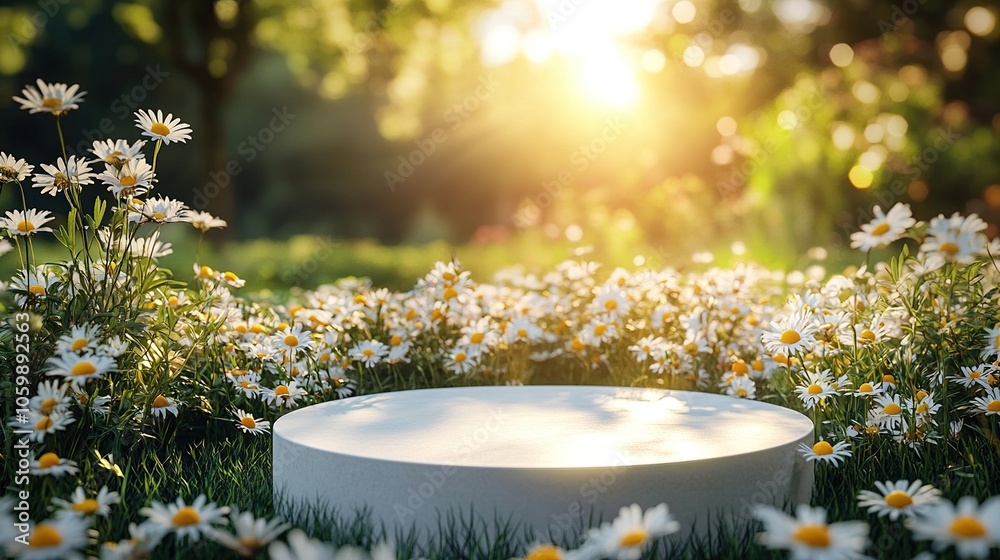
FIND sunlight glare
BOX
[577,46,640,108]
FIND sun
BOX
[477,0,662,109]
[575,46,640,108]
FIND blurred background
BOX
[1,0,999,288]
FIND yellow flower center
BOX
[224,271,240,283]
[593,323,607,337]
[151,211,166,221]
[811,441,834,455]
[150,122,171,136]
[969,370,981,379]
[882,374,895,384]
[153,395,170,408]
[792,524,831,548]
[619,528,648,547]
[524,545,562,560]
[807,383,823,395]
[866,425,880,436]
[29,284,46,295]
[916,389,928,401]
[684,341,699,354]
[987,400,1000,413]
[859,328,876,341]
[36,416,53,431]
[71,361,97,376]
[391,335,403,346]
[517,328,529,338]
[28,523,62,547]
[39,452,60,469]
[17,220,35,232]
[454,352,467,363]
[939,242,960,255]
[172,506,200,527]
[773,353,788,364]
[470,332,484,344]
[732,360,749,375]
[275,385,290,396]
[284,335,299,347]
[71,338,89,351]
[40,397,60,415]
[916,403,930,414]
[949,516,987,538]
[884,403,901,415]
[604,299,618,311]
[736,388,748,398]
[871,222,891,236]
[571,338,585,352]
[858,383,874,393]
[241,416,257,429]
[884,490,913,509]
[120,175,137,187]
[443,287,458,300]
[198,265,214,278]
[71,498,100,514]
[779,329,801,344]
[362,348,375,357]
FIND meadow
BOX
[3,85,1000,560]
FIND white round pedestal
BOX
[273,386,813,547]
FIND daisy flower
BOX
[210,509,289,557]
[271,324,316,355]
[980,325,1000,360]
[183,210,228,232]
[2,208,55,237]
[871,394,905,429]
[856,480,941,521]
[0,151,34,182]
[262,381,306,409]
[140,494,229,543]
[90,138,146,166]
[590,286,631,318]
[30,380,70,416]
[444,347,479,375]
[515,543,581,560]
[134,109,193,144]
[505,317,545,344]
[581,503,679,560]
[98,522,163,560]
[951,365,990,388]
[908,495,1000,559]
[850,203,915,251]
[762,312,817,356]
[149,395,179,418]
[127,196,189,224]
[32,156,95,195]
[851,381,885,398]
[21,410,75,442]
[268,529,337,560]
[31,452,80,477]
[233,409,271,435]
[971,387,1000,416]
[15,515,90,560]
[580,319,618,347]
[13,79,86,115]
[54,324,103,355]
[52,485,121,518]
[753,504,869,560]
[348,339,389,368]
[726,376,756,399]
[229,371,263,397]
[798,440,852,466]
[46,352,117,386]
[794,370,840,410]
[97,158,154,198]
